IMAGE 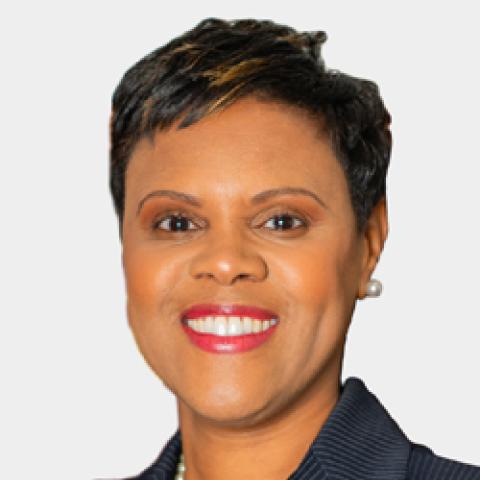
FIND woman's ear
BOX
[357,196,389,299]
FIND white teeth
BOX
[243,316,252,333]
[204,316,214,333]
[227,316,242,335]
[185,316,278,336]
[214,316,228,336]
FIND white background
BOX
[1,1,479,478]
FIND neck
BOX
[176,369,341,480]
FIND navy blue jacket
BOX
[117,377,480,479]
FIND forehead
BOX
[125,96,346,203]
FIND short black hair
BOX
[109,17,391,237]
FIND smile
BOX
[180,304,279,354]
[184,316,278,336]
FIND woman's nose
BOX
[188,233,268,285]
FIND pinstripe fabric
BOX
[114,377,480,479]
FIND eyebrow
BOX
[251,187,328,209]
[137,190,201,215]
[136,186,328,216]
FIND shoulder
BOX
[408,442,480,480]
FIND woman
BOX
[107,17,480,480]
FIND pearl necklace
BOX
[174,453,185,479]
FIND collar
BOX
[293,376,412,479]
[141,377,412,480]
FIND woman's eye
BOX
[263,213,306,231]
[152,214,197,232]
[151,211,307,233]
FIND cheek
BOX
[122,245,182,327]
[272,232,362,367]
[275,236,358,310]
[122,245,187,385]
[123,247,165,371]
[124,249,161,314]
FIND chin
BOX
[180,386,273,426]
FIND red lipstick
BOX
[180,304,279,354]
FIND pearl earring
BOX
[365,278,382,297]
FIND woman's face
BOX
[122,96,381,426]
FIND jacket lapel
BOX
[293,377,411,480]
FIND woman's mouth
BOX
[180,304,279,354]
